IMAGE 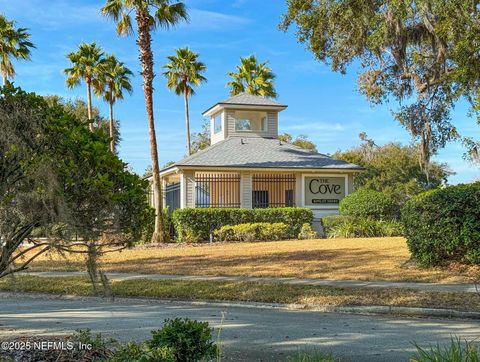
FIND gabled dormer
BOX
[202,93,288,145]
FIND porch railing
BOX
[252,174,296,208]
[195,173,241,208]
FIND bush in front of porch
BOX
[172,207,313,242]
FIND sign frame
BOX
[300,174,349,209]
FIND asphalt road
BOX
[1,294,480,361]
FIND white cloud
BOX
[187,9,251,30]
[0,0,103,29]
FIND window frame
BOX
[213,113,222,134]
[233,110,268,132]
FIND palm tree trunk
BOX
[109,99,115,153]
[2,73,6,86]
[184,90,191,155]
[136,9,166,243]
[86,79,94,132]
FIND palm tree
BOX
[101,0,188,243]
[0,14,35,85]
[163,48,206,155]
[227,55,277,98]
[64,42,105,132]
[94,54,133,153]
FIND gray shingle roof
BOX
[202,93,287,115]
[169,137,363,170]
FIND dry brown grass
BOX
[2,275,480,312]
[27,237,480,283]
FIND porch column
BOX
[181,171,195,208]
[240,172,252,208]
[161,177,167,209]
[295,173,302,207]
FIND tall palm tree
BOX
[227,55,277,98]
[94,54,133,153]
[64,42,105,132]
[101,0,188,243]
[163,47,206,155]
[0,14,35,85]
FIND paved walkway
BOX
[24,271,479,293]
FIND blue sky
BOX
[2,0,479,183]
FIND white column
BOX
[295,173,302,207]
[240,172,252,208]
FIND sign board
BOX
[304,176,345,206]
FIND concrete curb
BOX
[3,291,480,321]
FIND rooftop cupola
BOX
[202,93,287,145]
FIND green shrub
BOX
[214,222,288,242]
[298,223,318,240]
[172,208,313,242]
[339,188,397,220]
[285,349,340,362]
[149,318,217,362]
[109,342,175,362]
[411,337,480,362]
[322,215,403,238]
[401,183,480,266]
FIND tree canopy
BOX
[278,132,317,152]
[191,119,211,154]
[163,47,207,155]
[281,0,480,169]
[43,95,121,149]
[333,134,453,205]
[227,55,277,98]
[0,14,35,84]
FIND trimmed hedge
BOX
[322,215,403,238]
[214,222,288,242]
[172,208,313,242]
[339,188,397,220]
[401,183,480,266]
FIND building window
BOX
[213,114,222,134]
[234,111,268,132]
[235,118,252,131]
[261,116,268,131]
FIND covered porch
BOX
[159,167,355,216]
[161,170,300,210]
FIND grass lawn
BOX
[2,275,480,312]
[27,237,480,283]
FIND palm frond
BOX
[153,1,189,29]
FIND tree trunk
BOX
[184,90,191,155]
[2,72,6,86]
[135,9,167,243]
[86,79,94,132]
[109,98,115,153]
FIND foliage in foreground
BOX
[321,215,403,238]
[284,350,339,362]
[214,222,289,242]
[411,337,480,362]
[0,320,217,362]
[173,208,313,242]
[0,84,152,280]
[402,182,480,266]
